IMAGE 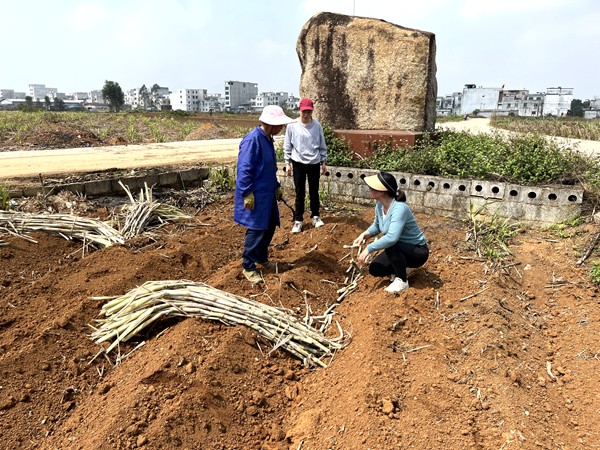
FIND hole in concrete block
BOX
[413,179,421,186]
[335,172,342,178]
[568,195,578,202]
[325,171,330,177]
[459,185,466,191]
[399,178,407,185]
[491,186,500,194]
[443,183,450,189]
[527,192,537,199]
[510,190,518,197]
[548,193,557,201]
[475,185,483,192]
[427,181,435,189]
[347,173,354,179]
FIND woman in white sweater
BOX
[283,98,328,234]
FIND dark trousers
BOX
[291,160,321,222]
[369,241,429,282]
[242,200,278,270]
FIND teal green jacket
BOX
[366,201,427,253]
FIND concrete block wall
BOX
[7,164,583,225]
[277,164,584,224]
[8,168,210,200]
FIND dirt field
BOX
[1,187,600,449]
[2,121,600,449]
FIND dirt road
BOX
[0,139,242,181]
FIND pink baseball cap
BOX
[299,98,314,111]
[258,105,294,126]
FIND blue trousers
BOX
[242,200,278,270]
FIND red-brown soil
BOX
[1,189,600,450]
[1,114,252,152]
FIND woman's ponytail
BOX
[396,189,406,202]
[378,171,405,202]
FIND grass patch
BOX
[491,116,600,141]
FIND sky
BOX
[2,0,599,100]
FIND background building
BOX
[542,87,573,116]
[224,81,258,111]
[169,89,207,112]
[437,85,574,118]
[28,84,58,101]
[250,92,289,112]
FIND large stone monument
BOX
[297,12,437,137]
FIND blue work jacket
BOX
[233,126,281,230]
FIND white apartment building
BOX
[0,89,26,100]
[497,90,544,117]
[286,95,300,111]
[460,84,502,116]
[542,87,573,117]
[126,86,171,110]
[251,92,289,111]
[28,84,58,101]
[88,90,106,104]
[436,92,462,116]
[125,88,140,108]
[205,93,223,112]
[444,85,573,117]
[224,80,258,111]
[70,92,89,101]
[169,88,208,112]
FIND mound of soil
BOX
[185,123,240,141]
[1,194,599,449]
[12,123,105,149]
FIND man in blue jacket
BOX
[233,105,294,283]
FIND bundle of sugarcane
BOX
[119,182,191,239]
[0,210,124,249]
[91,280,348,368]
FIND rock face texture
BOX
[297,12,437,131]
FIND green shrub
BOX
[0,184,11,210]
[322,122,353,167]
[502,133,588,184]
[591,262,600,285]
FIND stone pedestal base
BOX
[334,130,426,158]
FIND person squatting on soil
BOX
[353,171,429,294]
[233,105,295,283]
[283,98,328,234]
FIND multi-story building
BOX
[205,93,224,112]
[436,92,462,116]
[584,98,600,119]
[542,87,573,117]
[286,95,300,111]
[460,84,502,116]
[250,92,289,111]
[224,80,258,111]
[0,89,26,100]
[69,92,89,101]
[169,88,207,112]
[88,90,106,104]
[28,84,58,101]
[126,86,171,110]
[437,85,574,117]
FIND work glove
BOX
[244,192,255,210]
[275,187,283,201]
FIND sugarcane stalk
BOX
[90,280,347,368]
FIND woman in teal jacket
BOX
[234,105,294,283]
[353,171,429,294]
